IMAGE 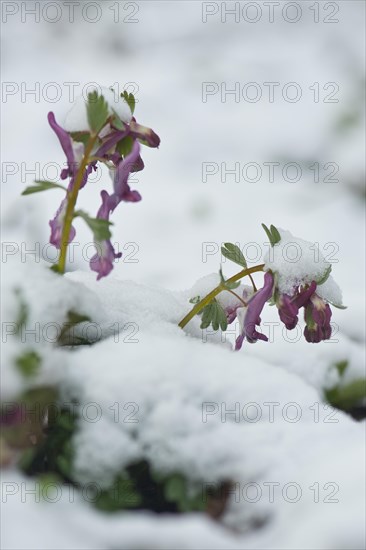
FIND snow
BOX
[71,139,85,165]
[186,272,253,309]
[263,228,333,295]
[1,251,366,549]
[64,86,132,132]
[317,275,344,308]
[2,263,366,549]
[0,256,103,400]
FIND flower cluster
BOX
[32,86,160,279]
[182,225,345,347]
[234,273,335,349]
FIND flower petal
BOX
[49,198,76,249]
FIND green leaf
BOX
[69,131,91,147]
[87,91,109,134]
[163,474,205,513]
[200,303,215,329]
[74,210,113,241]
[37,474,62,502]
[221,242,247,268]
[56,455,74,478]
[111,110,126,131]
[261,223,281,247]
[200,300,228,331]
[121,90,136,115]
[270,224,281,244]
[316,265,332,285]
[116,135,134,157]
[66,310,91,325]
[328,300,347,310]
[325,378,366,410]
[15,351,41,378]
[334,360,348,377]
[95,475,142,512]
[189,295,200,304]
[219,267,241,290]
[261,223,273,244]
[164,475,186,503]
[213,301,228,331]
[22,181,67,195]
[14,289,28,335]
[58,310,92,345]
[224,280,241,290]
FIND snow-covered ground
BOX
[1,1,365,549]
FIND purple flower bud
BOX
[304,295,332,343]
[277,294,299,330]
[235,271,274,349]
[129,119,161,148]
[49,198,76,249]
[277,281,317,330]
[90,191,122,280]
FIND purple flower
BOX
[129,119,161,148]
[108,140,142,211]
[95,129,129,159]
[304,294,332,343]
[49,198,76,249]
[90,191,122,280]
[235,272,274,349]
[48,112,82,180]
[46,105,160,280]
[274,280,333,343]
[223,287,253,325]
[277,281,317,330]
[277,294,299,330]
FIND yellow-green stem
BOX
[56,134,98,273]
[178,264,265,329]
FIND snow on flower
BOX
[216,228,346,349]
[64,86,133,132]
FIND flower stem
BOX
[226,289,248,307]
[178,264,265,329]
[56,133,99,274]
